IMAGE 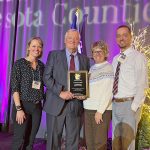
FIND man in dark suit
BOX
[43,29,90,150]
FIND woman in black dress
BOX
[11,37,45,150]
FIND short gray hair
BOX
[65,29,80,40]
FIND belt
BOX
[23,100,40,104]
[113,97,134,102]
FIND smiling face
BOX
[92,48,106,63]
[116,26,132,52]
[91,40,109,64]
[64,29,80,53]
[27,38,43,59]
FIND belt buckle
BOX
[122,98,126,102]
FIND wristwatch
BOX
[16,105,22,111]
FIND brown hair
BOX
[26,37,43,58]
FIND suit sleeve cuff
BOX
[55,85,63,96]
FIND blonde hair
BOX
[26,37,43,58]
[91,40,109,60]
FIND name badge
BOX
[117,54,126,63]
[32,81,41,89]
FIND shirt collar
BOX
[120,46,133,56]
[94,61,108,67]
[66,48,78,57]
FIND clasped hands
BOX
[59,91,86,100]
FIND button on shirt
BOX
[112,47,148,111]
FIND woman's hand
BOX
[16,110,26,125]
[95,112,103,124]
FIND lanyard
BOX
[31,65,41,81]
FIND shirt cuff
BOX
[131,102,138,112]
[12,89,20,94]
[97,108,104,114]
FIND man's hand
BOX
[59,91,74,100]
[95,112,103,124]
[16,110,26,125]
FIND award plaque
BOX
[68,71,89,97]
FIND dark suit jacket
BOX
[43,49,90,116]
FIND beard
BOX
[119,44,127,49]
[118,41,129,49]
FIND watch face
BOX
[16,105,22,110]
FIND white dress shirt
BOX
[83,61,114,114]
[112,47,148,112]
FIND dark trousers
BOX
[84,109,112,150]
[46,102,81,150]
[12,101,42,150]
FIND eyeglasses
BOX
[92,51,103,54]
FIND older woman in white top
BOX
[83,40,114,150]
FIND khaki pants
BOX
[112,101,142,150]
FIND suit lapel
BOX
[62,50,68,71]
[78,53,84,70]
[61,51,86,71]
